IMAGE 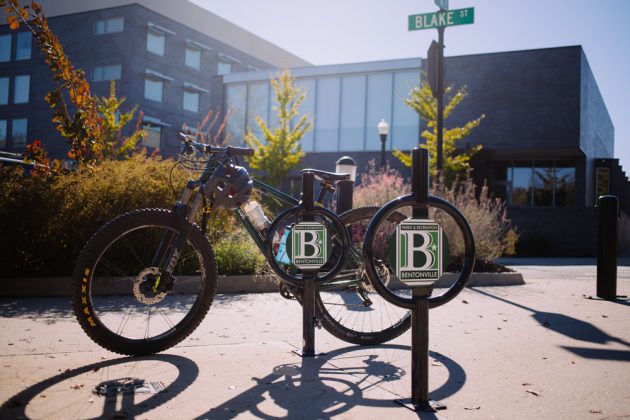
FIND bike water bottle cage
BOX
[205,162,253,210]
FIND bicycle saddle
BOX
[300,169,350,182]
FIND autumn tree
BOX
[393,81,484,184]
[243,69,312,187]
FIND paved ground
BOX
[0,260,629,419]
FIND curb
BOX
[0,272,523,297]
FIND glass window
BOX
[16,32,31,60]
[0,77,8,105]
[339,75,366,151]
[185,46,202,70]
[144,78,163,102]
[555,167,576,207]
[533,164,554,207]
[0,120,6,147]
[246,83,269,140]
[94,17,124,35]
[392,71,420,151]
[218,61,232,76]
[142,125,161,149]
[183,90,199,113]
[147,29,166,56]
[366,73,393,151]
[93,64,121,81]
[314,77,340,152]
[295,79,315,152]
[508,166,532,207]
[0,34,10,62]
[225,85,246,146]
[14,75,30,104]
[11,118,27,146]
[596,167,610,198]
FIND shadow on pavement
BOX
[0,354,198,419]
[197,344,466,419]
[470,287,630,360]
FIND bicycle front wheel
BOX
[72,209,217,355]
[316,206,411,345]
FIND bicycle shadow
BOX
[197,344,466,419]
[0,354,199,419]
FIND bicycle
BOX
[71,133,411,356]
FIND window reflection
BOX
[16,32,31,60]
[507,163,575,207]
[226,85,246,146]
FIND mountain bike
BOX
[72,133,411,356]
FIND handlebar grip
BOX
[227,146,254,157]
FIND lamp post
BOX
[378,119,389,169]
[335,156,357,214]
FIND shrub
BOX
[352,161,518,261]
[213,228,268,275]
[0,154,235,277]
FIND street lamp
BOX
[377,119,389,169]
[335,156,357,214]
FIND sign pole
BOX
[436,26,445,171]
[301,171,316,357]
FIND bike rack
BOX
[362,148,476,412]
[264,171,350,357]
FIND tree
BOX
[393,80,485,184]
[244,69,312,187]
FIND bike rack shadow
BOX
[196,344,466,419]
[470,287,630,362]
[0,354,199,419]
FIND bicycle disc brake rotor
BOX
[133,267,168,304]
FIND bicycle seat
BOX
[300,169,351,182]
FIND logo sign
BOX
[390,219,443,287]
[290,222,328,270]
[408,7,474,31]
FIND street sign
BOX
[434,0,448,11]
[427,40,443,98]
[408,7,474,31]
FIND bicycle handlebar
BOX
[178,132,254,157]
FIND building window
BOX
[147,29,165,56]
[11,118,28,146]
[183,90,199,113]
[0,120,6,147]
[142,124,162,148]
[217,61,232,75]
[0,34,10,62]
[14,75,30,103]
[0,77,8,105]
[596,167,610,198]
[93,64,122,81]
[145,78,163,102]
[16,32,31,60]
[507,162,575,207]
[185,46,202,70]
[94,17,124,35]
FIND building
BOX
[1,1,628,256]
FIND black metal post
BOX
[436,26,445,171]
[597,195,619,300]
[380,133,387,169]
[336,180,354,214]
[411,148,429,219]
[301,171,316,357]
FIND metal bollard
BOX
[596,195,619,300]
[335,180,354,214]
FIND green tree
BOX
[393,81,485,184]
[98,81,146,159]
[244,69,312,187]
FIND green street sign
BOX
[289,221,328,270]
[389,219,444,287]
[408,7,474,31]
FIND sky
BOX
[193,0,630,172]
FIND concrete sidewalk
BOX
[0,262,629,419]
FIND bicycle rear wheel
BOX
[72,209,217,355]
[316,206,411,345]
